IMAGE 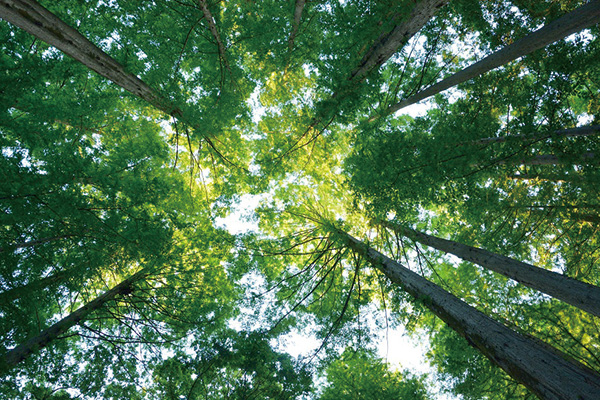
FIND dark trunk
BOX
[288,0,306,51]
[0,268,149,374]
[380,1,600,116]
[342,231,600,400]
[0,0,183,117]
[381,221,600,318]
[349,0,448,81]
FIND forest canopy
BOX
[1,0,600,399]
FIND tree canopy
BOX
[1,0,600,399]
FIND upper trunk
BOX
[342,231,600,400]
[287,0,306,52]
[0,268,150,374]
[474,125,600,146]
[198,0,231,74]
[381,220,600,318]
[349,0,448,82]
[0,0,183,117]
[378,1,600,117]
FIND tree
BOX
[379,219,600,318]
[338,229,600,400]
[376,0,600,118]
[2,1,600,398]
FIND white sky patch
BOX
[396,101,431,118]
[215,193,265,234]
[248,86,266,124]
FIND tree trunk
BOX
[475,125,600,146]
[198,0,231,73]
[0,268,149,374]
[341,231,600,400]
[502,152,596,166]
[0,0,183,118]
[349,0,448,81]
[0,268,74,306]
[0,234,75,253]
[380,1,600,117]
[288,0,306,52]
[380,220,600,318]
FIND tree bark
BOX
[0,234,75,253]
[0,268,73,306]
[475,125,600,146]
[381,220,600,318]
[503,152,596,166]
[198,0,231,73]
[0,268,149,374]
[341,231,600,400]
[288,0,306,52]
[380,1,600,117]
[0,0,183,118]
[349,0,449,82]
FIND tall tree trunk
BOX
[0,268,74,306]
[0,0,183,118]
[502,152,596,166]
[287,0,306,52]
[475,125,600,146]
[0,268,149,374]
[380,220,600,318]
[198,0,231,74]
[349,0,448,82]
[341,231,600,400]
[379,1,600,117]
[0,234,75,253]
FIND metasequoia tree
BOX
[379,220,600,318]
[376,0,600,118]
[0,0,180,117]
[288,0,307,52]
[2,0,600,398]
[339,230,600,400]
[0,267,151,373]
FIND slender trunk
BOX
[287,0,306,52]
[322,0,446,122]
[0,268,73,306]
[349,0,448,82]
[381,221,600,318]
[197,0,231,73]
[0,0,183,118]
[380,1,600,117]
[0,234,75,253]
[0,268,149,374]
[502,152,596,166]
[341,232,600,400]
[475,125,600,146]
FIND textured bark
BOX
[0,269,72,306]
[382,1,600,116]
[0,234,75,253]
[503,152,596,166]
[475,125,600,146]
[0,0,182,117]
[342,232,600,400]
[287,0,306,51]
[350,0,448,81]
[198,0,231,73]
[382,221,600,318]
[0,268,149,374]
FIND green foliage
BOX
[319,348,430,400]
[2,1,600,399]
